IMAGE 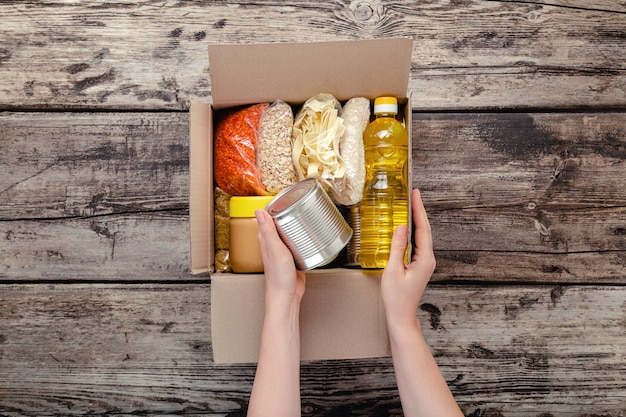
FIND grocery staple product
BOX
[229,196,274,273]
[214,103,269,196]
[328,97,370,206]
[257,100,298,194]
[359,96,409,269]
[214,187,232,272]
[292,94,346,194]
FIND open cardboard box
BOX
[190,37,413,363]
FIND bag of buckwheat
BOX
[214,187,232,272]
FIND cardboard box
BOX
[190,37,413,363]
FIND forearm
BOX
[388,318,463,417]
[247,295,302,417]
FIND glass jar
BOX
[229,196,274,273]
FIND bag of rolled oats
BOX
[257,100,298,194]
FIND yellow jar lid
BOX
[230,196,275,218]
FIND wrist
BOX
[386,313,422,339]
[265,290,302,322]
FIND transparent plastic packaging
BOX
[214,103,269,196]
[359,97,409,269]
[214,187,232,272]
[328,97,370,206]
[257,100,298,194]
[292,93,347,197]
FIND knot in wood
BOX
[349,1,382,23]
[527,11,540,22]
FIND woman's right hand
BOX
[381,189,436,331]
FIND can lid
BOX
[374,96,398,115]
[230,196,275,218]
[265,178,318,216]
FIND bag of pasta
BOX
[292,94,346,195]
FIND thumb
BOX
[386,224,409,271]
[255,209,285,252]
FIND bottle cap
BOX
[230,196,275,218]
[373,96,398,115]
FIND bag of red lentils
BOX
[214,103,269,196]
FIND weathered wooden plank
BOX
[0,112,189,220]
[1,111,624,282]
[0,283,623,416]
[0,213,193,280]
[2,111,624,219]
[0,1,624,110]
[415,112,626,209]
[510,0,626,12]
[1,210,623,283]
[414,111,626,283]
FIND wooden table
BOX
[1,1,624,415]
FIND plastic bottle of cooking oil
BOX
[359,96,409,269]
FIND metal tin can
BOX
[265,178,353,271]
[344,204,361,267]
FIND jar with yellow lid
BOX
[229,196,274,273]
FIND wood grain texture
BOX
[0,213,192,280]
[414,112,626,283]
[0,112,189,220]
[0,111,191,280]
[0,283,623,416]
[1,111,624,283]
[1,1,625,414]
[0,1,624,111]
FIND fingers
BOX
[411,189,433,257]
[255,209,287,260]
[255,208,274,235]
[386,224,409,272]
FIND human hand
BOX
[249,210,304,417]
[255,209,306,308]
[381,189,436,332]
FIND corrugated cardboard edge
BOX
[189,97,213,274]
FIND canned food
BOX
[265,178,353,270]
[344,204,361,267]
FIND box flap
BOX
[189,98,214,274]
[211,270,390,363]
[208,37,413,109]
